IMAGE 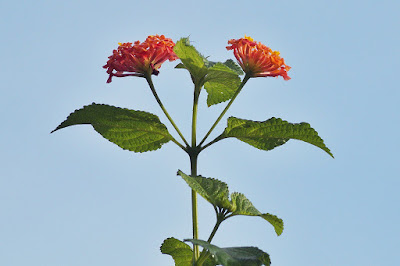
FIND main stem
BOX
[191,85,201,263]
[190,152,199,262]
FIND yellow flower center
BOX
[244,35,254,41]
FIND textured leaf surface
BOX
[174,39,242,106]
[185,239,271,266]
[52,103,173,153]
[174,38,242,103]
[204,63,241,106]
[205,59,244,76]
[222,59,244,76]
[177,171,283,236]
[177,170,231,210]
[230,193,284,236]
[222,117,333,157]
[174,38,208,81]
[160,238,217,266]
[160,238,193,266]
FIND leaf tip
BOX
[324,147,334,158]
[50,125,62,134]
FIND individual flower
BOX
[226,36,291,80]
[103,35,178,83]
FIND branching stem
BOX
[198,74,250,147]
[145,75,190,147]
[199,133,225,152]
[145,72,251,265]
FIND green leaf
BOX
[185,239,271,266]
[160,238,193,266]
[230,193,284,236]
[174,38,208,82]
[175,63,186,69]
[204,63,241,107]
[177,171,283,236]
[161,238,217,266]
[222,117,334,157]
[204,59,244,76]
[174,38,242,104]
[177,170,231,210]
[222,59,244,76]
[51,103,173,153]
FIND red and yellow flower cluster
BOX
[226,36,291,80]
[103,35,178,83]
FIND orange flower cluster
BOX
[103,35,178,83]
[226,36,291,80]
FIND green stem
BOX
[170,137,188,152]
[192,85,200,148]
[145,75,190,147]
[199,133,225,152]
[198,74,250,147]
[196,211,225,266]
[207,217,223,243]
[191,84,201,263]
[190,153,199,263]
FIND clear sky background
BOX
[1,0,399,265]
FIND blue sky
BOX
[1,0,399,265]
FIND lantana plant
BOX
[52,35,333,266]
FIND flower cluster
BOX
[103,35,178,83]
[226,36,291,80]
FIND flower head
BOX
[226,36,291,80]
[103,35,178,83]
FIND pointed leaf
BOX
[177,171,283,236]
[160,238,193,266]
[175,63,186,69]
[204,63,241,106]
[177,170,231,210]
[204,59,244,76]
[222,117,333,157]
[174,38,208,81]
[230,193,284,236]
[185,239,271,266]
[52,103,173,153]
